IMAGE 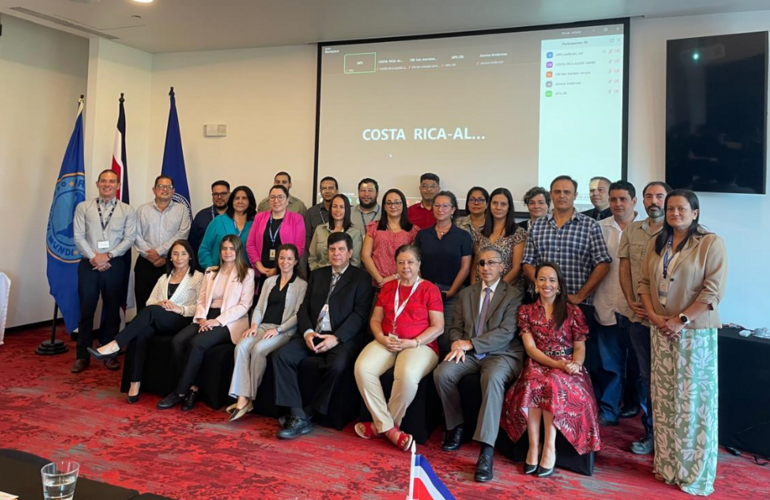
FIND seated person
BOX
[272,232,374,439]
[88,239,204,403]
[227,244,308,422]
[308,194,363,271]
[433,246,525,483]
[500,262,601,478]
[157,235,254,411]
[354,244,444,451]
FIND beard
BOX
[646,206,663,218]
[359,199,377,210]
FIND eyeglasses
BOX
[433,204,452,210]
[478,260,501,267]
[420,183,440,189]
[212,192,229,198]
[269,195,287,201]
[384,201,403,207]
[468,197,486,204]
[155,184,174,190]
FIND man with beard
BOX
[303,176,339,269]
[618,181,672,455]
[188,180,230,266]
[350,178,381,232]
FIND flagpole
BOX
[35,303,68,355]
[406,441,416,500]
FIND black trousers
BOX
[117,305,191,382]
[134,257,167,312]
[272,334,357,415]
[171,309,231,394]
[77,257,127,360]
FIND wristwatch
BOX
[678,313,690,325]
[276,326,282,335]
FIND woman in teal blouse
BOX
[198,186,256,269]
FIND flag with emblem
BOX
[161,87,192,219]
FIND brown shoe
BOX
[71,359,90,373]
[103,358,120,371]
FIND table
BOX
[718,328,770,457]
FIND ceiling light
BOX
[132,0,153,3]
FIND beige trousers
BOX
[354,340,438,434]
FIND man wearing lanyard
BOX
[71,169,137,373]
[272,232,374,440]
[350,178,381,232]
[188,180,230,266]
[303,176,338,269]
[433,247,525,482]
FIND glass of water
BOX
[41,461,79,500]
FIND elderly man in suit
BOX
[433,246,525,482]
[272,232,374,439]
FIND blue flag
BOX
[161,87,192,219]
[46,97,86,333]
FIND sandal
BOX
[355,422,382,439]
[386,428,414,451]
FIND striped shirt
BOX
[134,200,191,258]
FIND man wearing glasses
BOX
[257,171,308,215]
[188,180,230,266]
[433,247,525,483]
[407,173,440,228]
[133,175,191,311]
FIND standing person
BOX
[308,194,363,271]
[354,245,444,451]
[433,247,525,483]
[454,186,488,236]
[71,169,137,373]
[581,176,612,221]
[198,186,256,269]
[501,263,601,478]
[247,185,306,293]
[407,173,440,228]
[350,178,382,232]
[638,190,727,496]
[133,175,191,311]
[228,244,307,422]
[519,187,551,233]
[361,189,420,288]
[618,181,671,455]
[303,176,338,261]
[592,181,640,426]
[471,188,527,289]
[158,235,255,411]
[87,240,203,403]
[415,191,472,351]
[257,171,307,215]
[272,233,374,439]
[188,180,230,262]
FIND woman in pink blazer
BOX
[158,235,255,412]
[247,185,305,293]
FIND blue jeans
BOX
[629,321,653,436]
[594,314,630,422]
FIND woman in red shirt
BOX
[354,244,444,451]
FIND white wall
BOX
[0,15,89,327]
[630,11,770,328]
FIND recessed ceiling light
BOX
[132,0,153,3]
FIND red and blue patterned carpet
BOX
[1,326,768,499]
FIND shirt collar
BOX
[355,203,379,214]
[546,208,578,222]
[482,278,502,294]
[332,264,350,277]
[98,197,117,206]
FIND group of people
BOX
[72,169,727,495]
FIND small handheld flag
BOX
[407,442,456,500]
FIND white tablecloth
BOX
[0,273,10,345]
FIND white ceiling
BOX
[2,0,770,54]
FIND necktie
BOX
[475,287,492,359]
[316,272,341,333]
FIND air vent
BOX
[9,7,119,40]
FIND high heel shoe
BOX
[126,394,139,404]
[523,463,538,475]
[536,452,557,478]
[87,346,119,361]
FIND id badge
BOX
[269,248,276,261]
[97,240,110,250]
[660,282,668,294]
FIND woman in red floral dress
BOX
[501,262,601,477]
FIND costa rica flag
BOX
[407,443,456,500]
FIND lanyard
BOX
[393,278,421,331]
[319,207,327,225]
[360,205,379,229]
[97,199,117,235]
[268,214,283,246]
[662,235,674,279]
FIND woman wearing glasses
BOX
[455,186,489,236]
[246,185,306,293]
[362,189,420,288]
[198,186,256,269]
[307,194,363,271]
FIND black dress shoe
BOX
[621,405,641,418]
[70,359,89,374]
[87,347,118,361]
[630,435,654,455]
[441,425,463,451]
[474,454,494,482]
[599,415,619,426]
[126,394,139,404]
[523,463,538,475]
[276,416,313,440]
[103,358,120,371]
[181,390,199,411]
[157,392,184,409]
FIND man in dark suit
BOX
[273,232,374,439]
[433,246,525,482]
[581,176,612,221]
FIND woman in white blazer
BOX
[158,235,255,412]
[227,243,308,421]
[88,240,203,404]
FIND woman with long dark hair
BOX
[308,193,363,270]
[471,187,527,288]
[198,186,256,269]
[455,186,489,235]
[638,190,727,496]
[361,188,419,288]
[501,262,601,478]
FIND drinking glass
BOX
[41,461,79,500]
